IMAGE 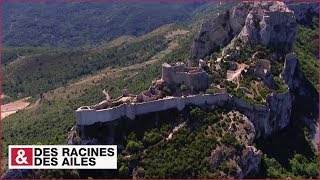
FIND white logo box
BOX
[9,145,117,169]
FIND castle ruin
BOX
[161,62,209,91]
[76,61,216,126]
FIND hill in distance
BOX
[3,2,229,47]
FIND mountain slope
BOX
[2,25,177,100]
[1,25,193,174]
[3,2,207,47]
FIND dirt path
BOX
[227,63,247,82]
[166,122,186,140]
[1,97,31,119]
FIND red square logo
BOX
[11,148,33,166]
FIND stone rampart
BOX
[76,93,230,126]
[76,90,293,139]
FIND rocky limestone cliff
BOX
[190,1,309,139]
[190,2,250,62]
[240,2,297,53]
[231,90,293,139]
[282,53,318,97]
[222,1,297,56]
[190,2,301,62]
[281,53,319,116]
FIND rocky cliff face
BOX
[190,3,250,62]
[281,53,319,114]
[238,2,297,53]
[231,90,293,139]
[282,53,318,97]
[190,1,307,139]
[190,2,301,61]
[266,91,294,132]
[221,1,298,56]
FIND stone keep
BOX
[161,62,209,91]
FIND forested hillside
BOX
[3,2,216,47]
[1,24,194,173]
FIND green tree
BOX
[180,84,187,91]
[126,140,143,153]
[119,164,130,178]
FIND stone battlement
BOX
[76,93,229,126]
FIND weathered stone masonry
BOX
[76,90,292,139]
[76,93,229,126]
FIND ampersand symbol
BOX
[15,149,28,164]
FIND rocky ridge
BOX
[190,2,250,62]
[223,1,297,55]
[188,1,318,177]
[190,1,316,138]
[67,2,317,178]
[286,2,319,24]
[70,0,313,174]
[191,1,319,61]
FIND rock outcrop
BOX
[209,113,262,178]
[241,2,297,53]
[190,2,301,62]
[231,90,293,138]
[190,3,251,62]
[266,91,293,131]
[281,53,319,113]
[222,1,297,56]
[282,53,317,96]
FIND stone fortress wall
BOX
[75,89,291,139]
[76,93,230,126]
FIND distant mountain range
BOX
[2,2,234,47]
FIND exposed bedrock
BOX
[222,1,298,56]
[282,53,318,98]
[209,114,262,178]
[189,2,250,62]
[190,2,301,62]
[240,2,297,52]
[231,90,293,138]
[281,53,319,116]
